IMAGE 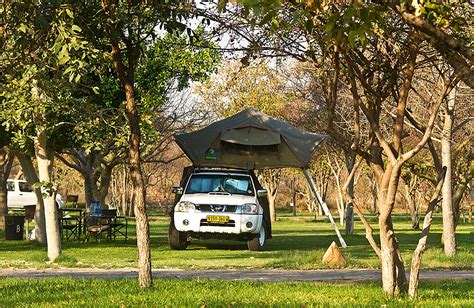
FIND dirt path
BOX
[1,268,473,282]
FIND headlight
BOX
[242,203,258,214]
[176,201,196,212]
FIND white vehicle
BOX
[6,179,64,210]
[169,169,271,251]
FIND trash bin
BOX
[5,215,25,240]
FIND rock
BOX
[322,241,346,268]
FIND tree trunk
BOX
[441,89,456,256]
[379,215,407,295]
[453,160,474,227]
[83,173,96,208]
[35,129,61,261]
[291,191,297,217]
[110,40,152,288]
[268,192,277,222]
[378,168,407,296]
[0,148,13,230]
[98,165,114,206]
[408,168,446,299]
[16,151,47,245]
[404,183,420,230]
[370,174,378,214]
[344,151,356,235]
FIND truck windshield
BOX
[186,174,254,196]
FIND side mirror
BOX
[257,189,268,198]
[172,186,183,195]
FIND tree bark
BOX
[0,148,14,230]
[16,151,47,245]
[453,161,474,227]
[344,151,356,235]
[110,39,152,288]
[35,129,61,261]
[403,177,420,230]
[259,169,280,223]
[408,168,446,299]
[377,165,408,295]
[268,193,277,222]
[441,89,456,256]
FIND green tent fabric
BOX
[175,108,326,170]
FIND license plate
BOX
[206,215,229,223]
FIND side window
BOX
[6,182,15,192]
[18,182,33,192]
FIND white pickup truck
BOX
[169,168,272,251]
[6,179,64,210]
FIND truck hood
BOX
[179,193,256,205]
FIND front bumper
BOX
[174,211,263,234]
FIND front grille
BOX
[196,204,237,212]
[200,219,236,227]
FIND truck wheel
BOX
[168,220,189,250]
[247,222,267,251]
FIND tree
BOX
[74,1,217,288]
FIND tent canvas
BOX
[175,108,326,170]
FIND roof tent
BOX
[175,108,326,170]
[175,108,347,247]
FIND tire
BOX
[247,221,267,251]
[168,220,189,250]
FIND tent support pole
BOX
[303,168,347,248]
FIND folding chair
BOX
[58,210,81,241]
[101,209,128,241]
[84,214,112,242]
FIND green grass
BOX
[0,214,472,270]
[0,278,472,306]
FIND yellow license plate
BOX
[206,215,229,223]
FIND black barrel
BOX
[5,215,25,240]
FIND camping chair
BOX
[101,209,128,241]
[84,213,112,242]
[58,210,81,241]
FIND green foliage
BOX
[136,29,221,109]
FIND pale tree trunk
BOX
[441,89,456,256]
[403,176,420,229]
[344,151,356,235]
[453,161,474,227]
[408,168,446,299]
[327,156,345,226]
[369,173,378,214]
[35,129,61,261]
[259,169,281,223]
[0,148,14,230]
[16,151,47,245]
[268,191,277,222]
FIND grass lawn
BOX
[1,278,473,306]
[0,213,472,270]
